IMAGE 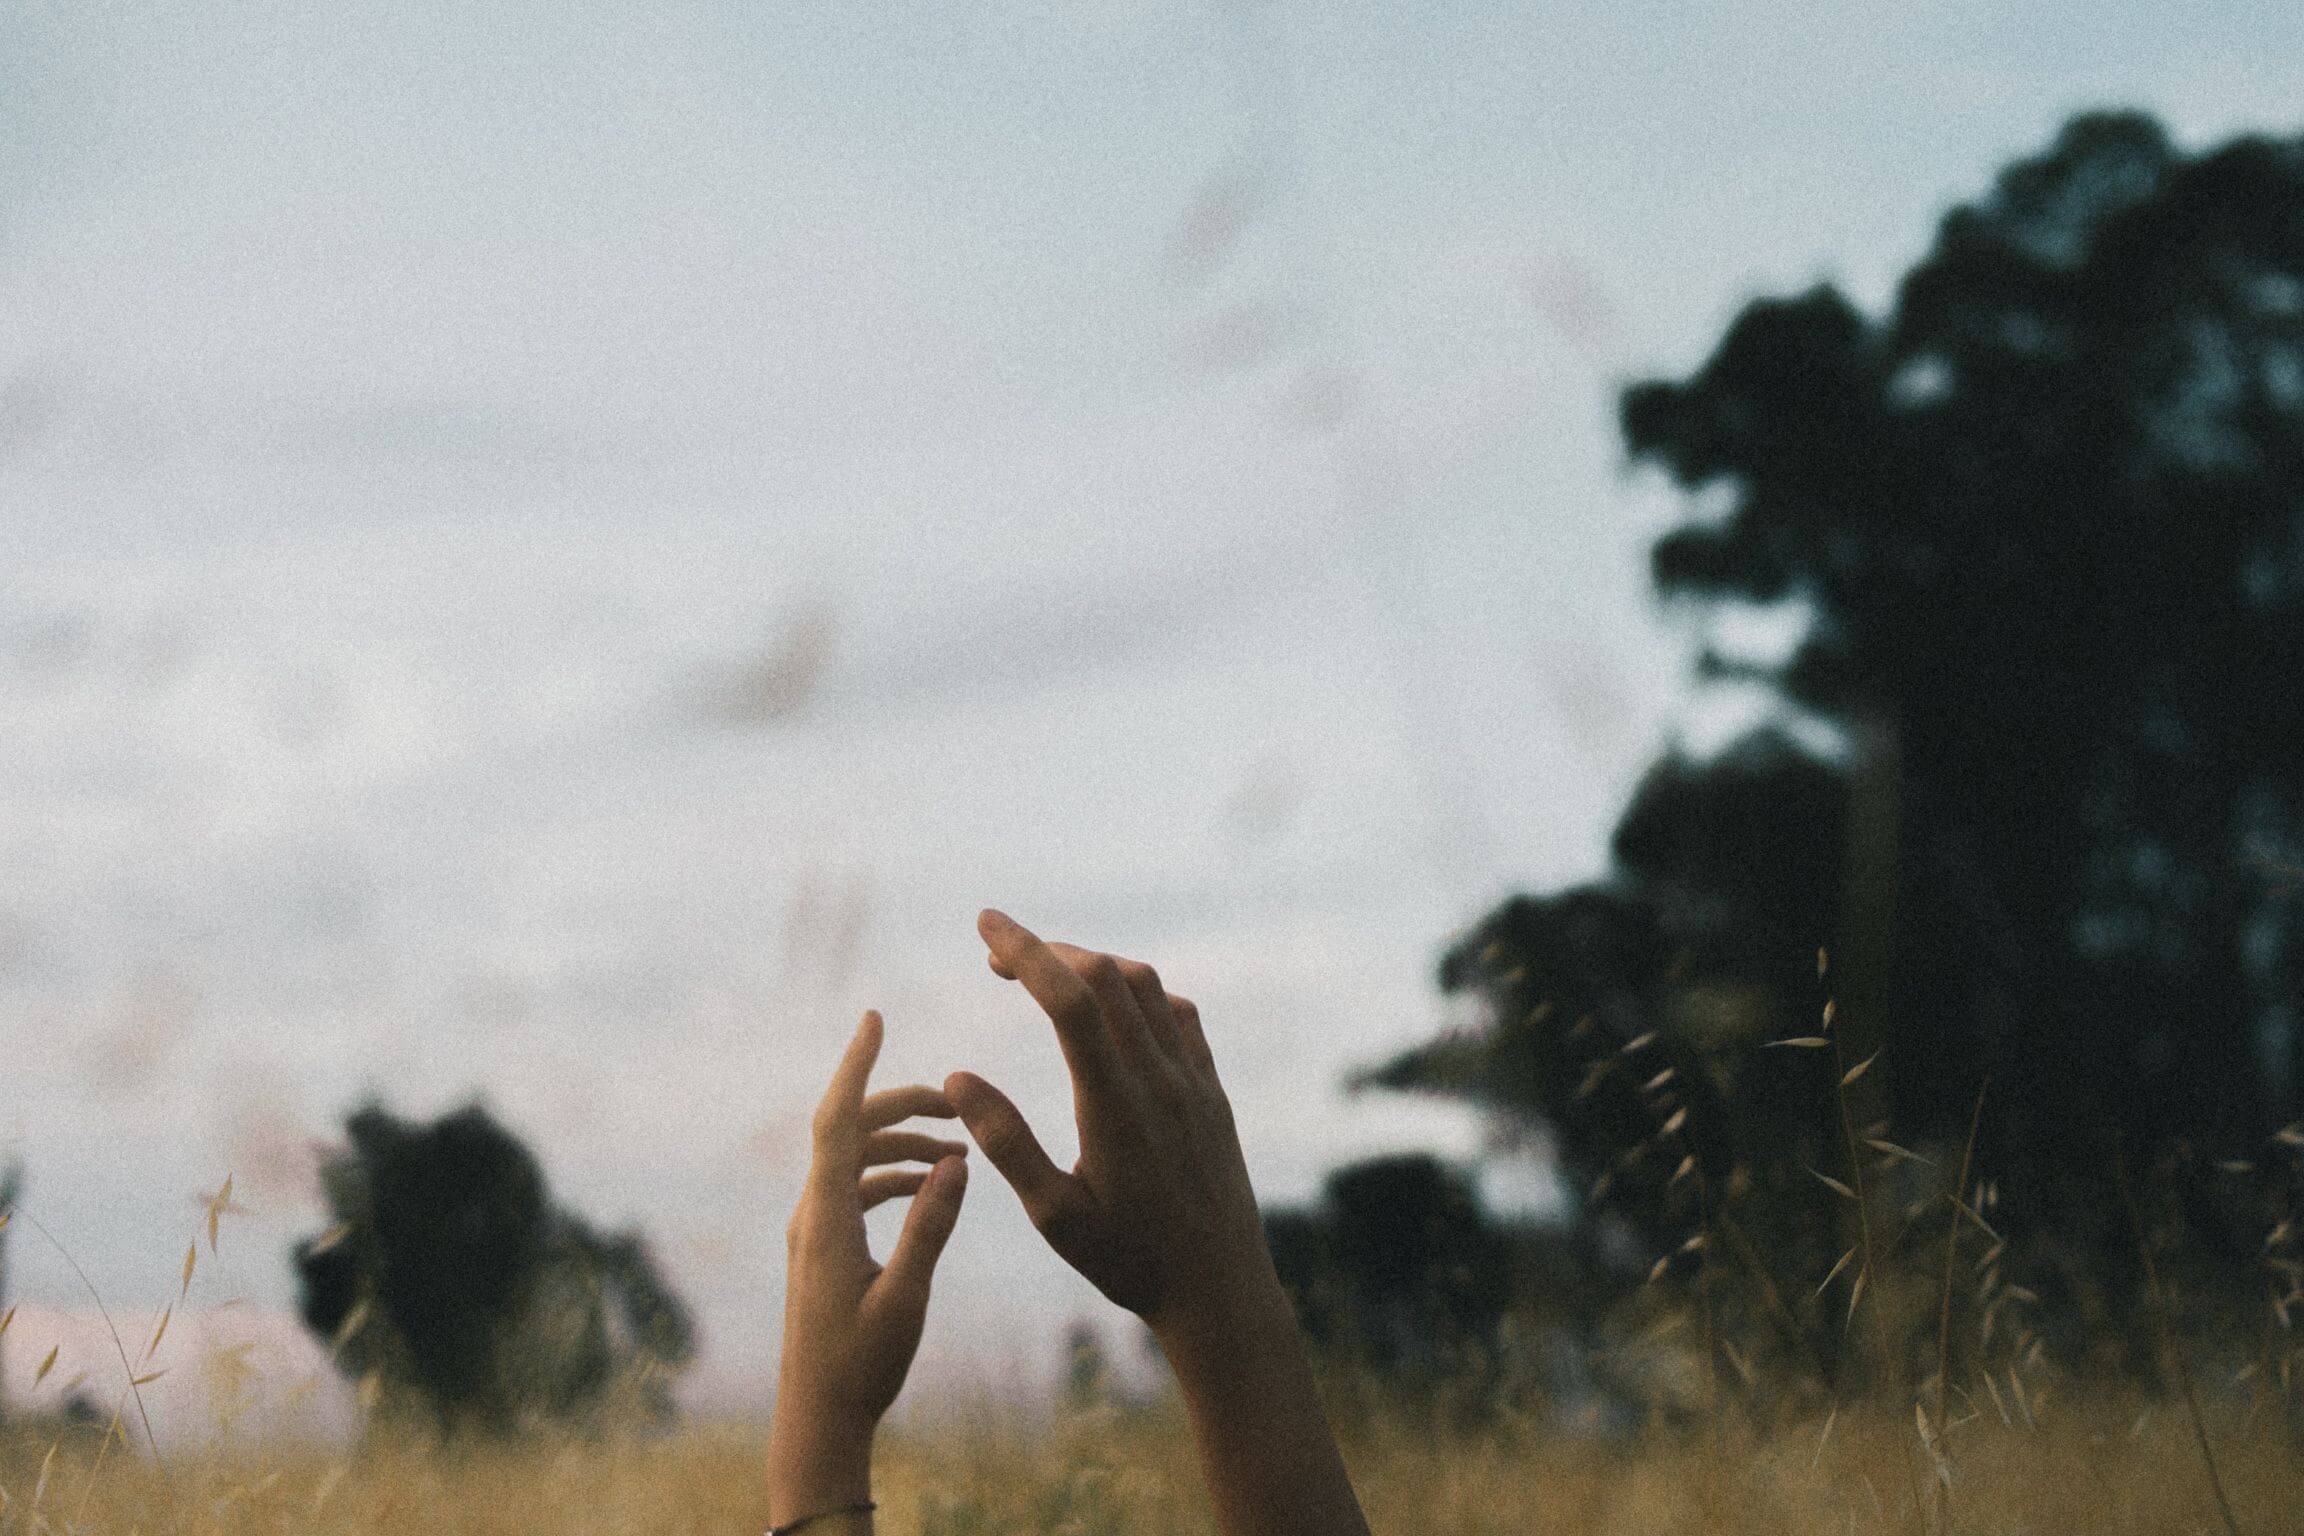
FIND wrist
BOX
[767,1406,874,1526]
[1147,1250,1296,1364]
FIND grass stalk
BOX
[1929,1080,1987,1535]
[2114,1150,2242,1536]
[16,1209,166,1472]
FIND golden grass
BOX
[3,1393,2298,1535]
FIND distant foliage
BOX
[1363,112,2304,1379]
[294,1104,696,1437]
[1267,1156,1513,1383]
[1265,1154,1632,1413]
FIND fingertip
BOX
[979,911,1023,976]
[879,1156,969,1305]
[924,1157,967,1230]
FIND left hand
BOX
[769,1010,970,1528]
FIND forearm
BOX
[1153,1265,1372,1536]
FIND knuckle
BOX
[1053,979,1102,1029]
[1079,953,1124,991]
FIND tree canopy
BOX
[295,1103,696,1437]
[1365,112,2304,1365]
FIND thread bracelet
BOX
[768,1500,875,1535]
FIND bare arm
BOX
[947,910,1371,1536]
[769,1010,970,1535]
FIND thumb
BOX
[945,1071,1079,1227]
[873,1154,967,1318]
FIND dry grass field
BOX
[3,1387,2299,1535]
[4,1058,2299,1533]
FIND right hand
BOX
[945,909,1278,1330]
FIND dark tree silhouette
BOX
[1266,1155,1653,1420]
[1362,735,1850,1301]
[295,1103,696,1437]
[1367,111,2304,1368]
[1266,1155,1516,1383]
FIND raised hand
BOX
[769,1010,969,1534]
[943,909,1271,1328]
[948,910,1370,1536]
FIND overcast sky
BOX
[4,0,2300,1421]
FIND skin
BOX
[767,913,1371,1536]
[767,1009,969,1534]
[946,908,1373,1536]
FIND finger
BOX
[1045,941,1160,1069]
[977,910,1126,1096]
[859,1168,930,1211]
[1169,993,1215,1075]
[870,1155,968,1321]
[863,1129,970,1167]
[945,1071,1084,1228]
[862,1084,958,1131]
[826,1010,884,1112]
[808,1011,884,1182]
[1115,957,1185,1065]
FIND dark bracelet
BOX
[768,1501,875,1535]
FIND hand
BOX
[949,912,1370,1536]
[769,1010,969,1529]
[944,910,1275,1332]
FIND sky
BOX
[3,0,2302,1425]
